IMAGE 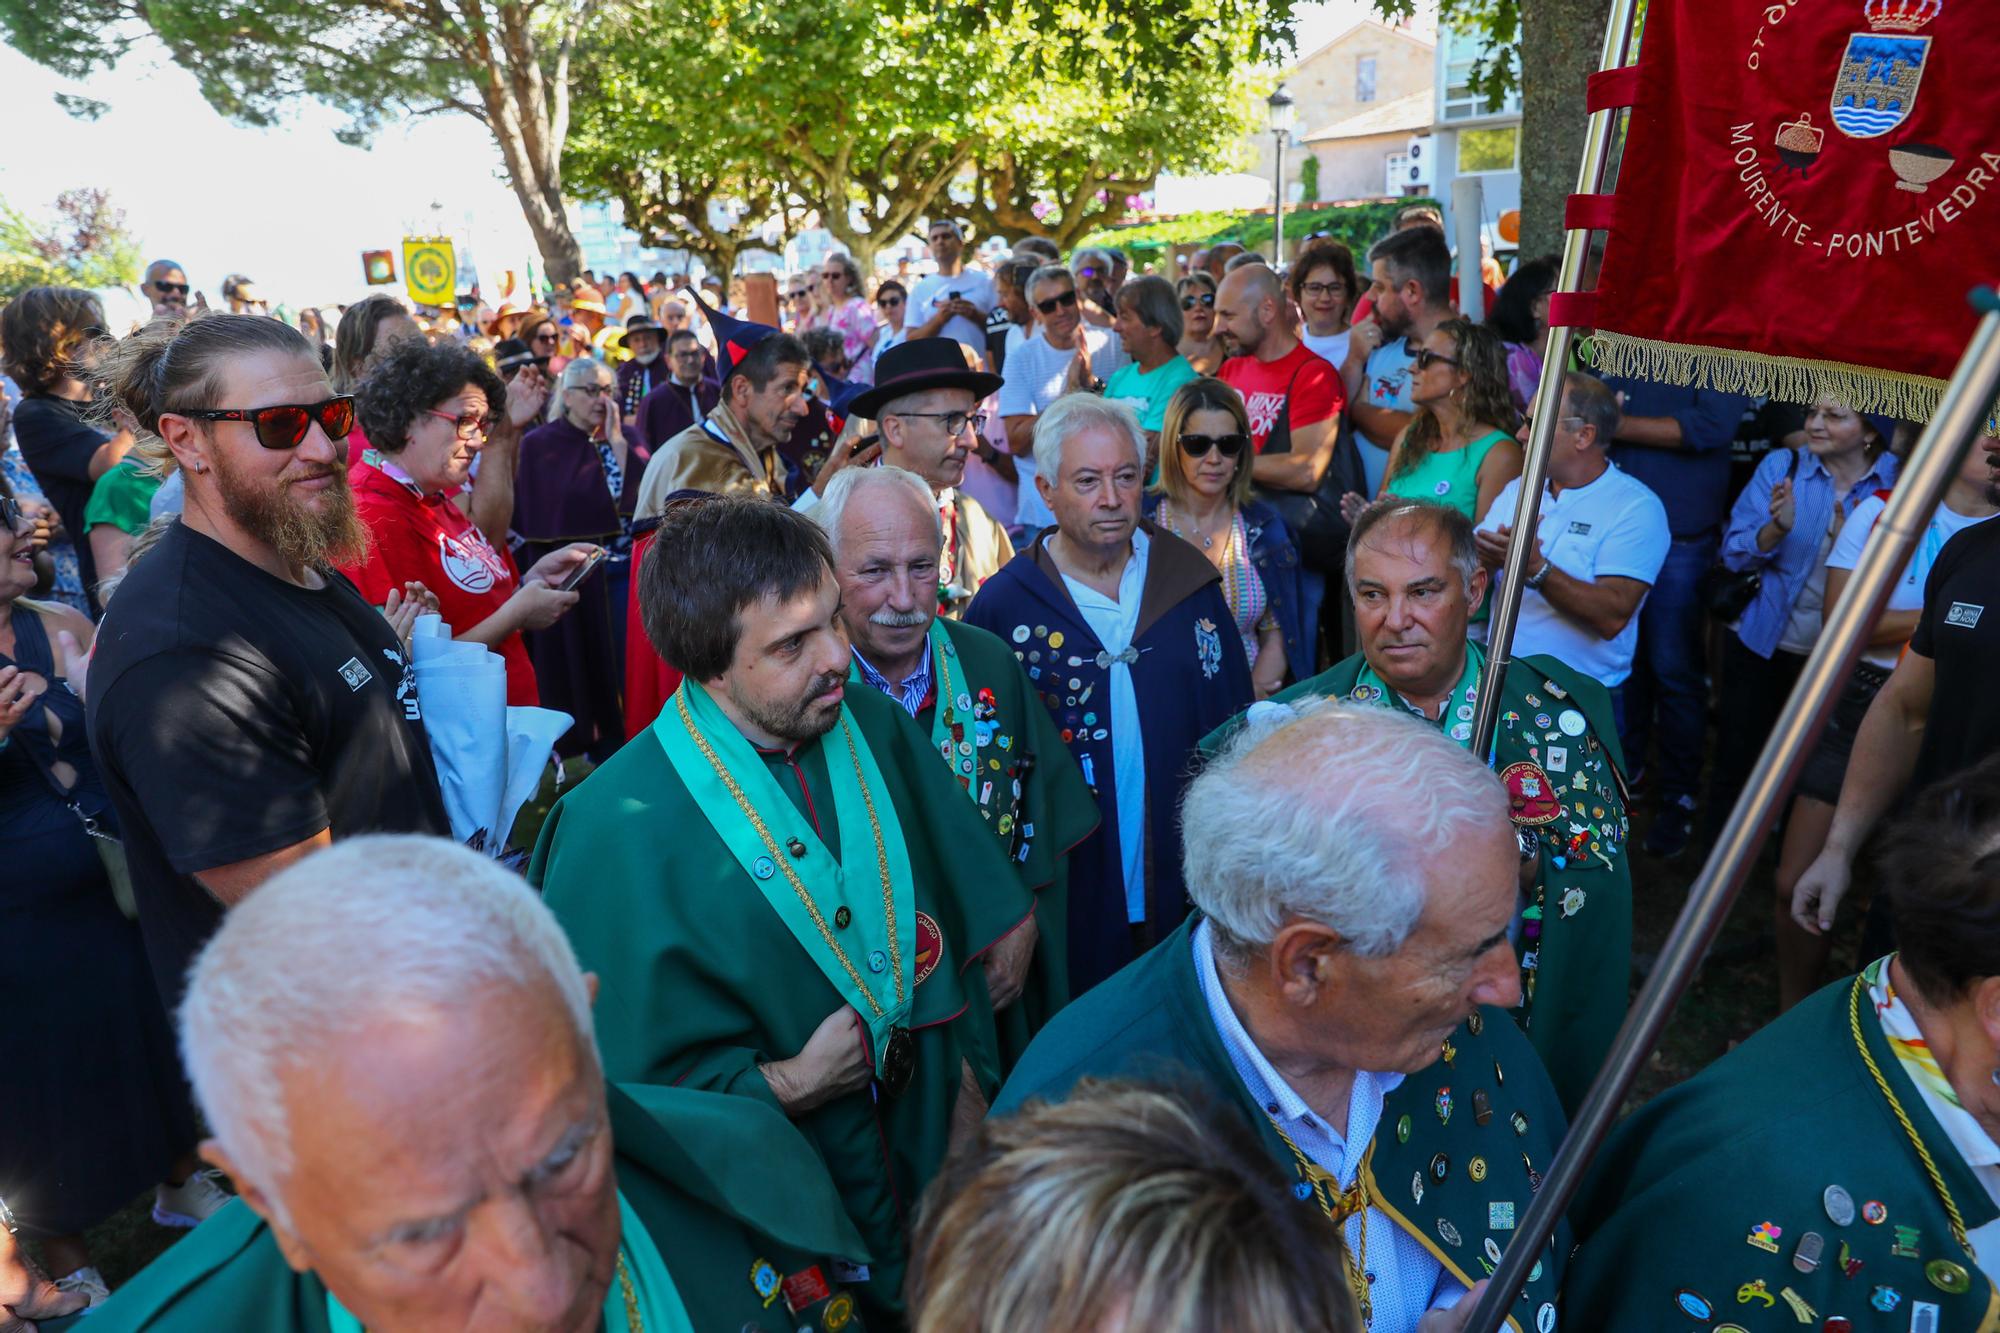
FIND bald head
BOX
[1215,264,1287,359]
[145,258,189,315]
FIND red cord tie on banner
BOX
[1565,195,1618,232]
[1585,66,1641,112]
[1546,292,1600,330]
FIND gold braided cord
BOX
[1848,973,1972,1253]
[840,717,903,1007]
[1581,331,2000,435]
[676,690,892,1020]
[1272,1118,1372,1324]
[617,1253,643,1331]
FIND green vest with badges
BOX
[1228,647,1634,1114]
[897,618,1099,1067]
[68,1085,871,1333]
[994,915,1573,1333]
[532,686,1034,1325]
[1568,968,2000,1332]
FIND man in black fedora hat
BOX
[851,339,1016,610]
[616,312,668,417]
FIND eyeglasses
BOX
[1412,348,1462,371]
[1179,432,1248,458]
[152,281,189,296]
[1,495,33,535]
[1180,293,1215,310]
[567,383,612,397]
[876,295,904,309]
[1300,281,1347,300]
[182,396,356,451]
[1035,290,1079,315]
[425,408,491,439]
[891,410,987,437]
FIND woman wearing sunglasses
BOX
[1149,378,1309,696]
[1174,272,1225,375]
[0,286,136,615]
[872,279,910,362]
[345,338,594,708]
[1370,318,1522,528]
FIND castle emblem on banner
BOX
[1829,0,1939,139]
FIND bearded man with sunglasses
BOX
[85,313,447,1013]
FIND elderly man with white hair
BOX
[995,701,1574,1333]
[817,464,1097,1066]
[87,835,870,1332]
[966,394,1251,994]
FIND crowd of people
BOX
[1,197,1997,1332]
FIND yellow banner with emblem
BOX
[402,237,456,308]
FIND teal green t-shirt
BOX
[1103,354,1199,432]
[1384,428,1512,520]
[83,456,162,535]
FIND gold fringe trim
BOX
[1579,332,2000,435]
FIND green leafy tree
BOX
[1371,0,1612,260]
[0,0,599,284]
[0,188,142,299]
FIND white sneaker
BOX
[55,1265,111,1309]
[153,1168,232,1228]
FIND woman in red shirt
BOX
[343,339,596,705]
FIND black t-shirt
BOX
[87,522,448,1006]
[13,394,109,608]
[1908,516,2000,788]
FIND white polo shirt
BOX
[1478,460,1670,687]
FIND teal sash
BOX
[653,679,918,1056]
[1352,640,1486,748]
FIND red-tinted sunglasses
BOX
[183,396,355,451]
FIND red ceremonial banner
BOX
[1587,0,2000,420]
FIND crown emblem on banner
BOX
[1864,0,1941,32]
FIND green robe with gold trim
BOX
[993,915,1572,1333]
[69,1085,872,1333]
[531,686,1034,1324]
[1570,968,2000,1331]
[1205,647,1632,1114]
[905,617,1099,1067]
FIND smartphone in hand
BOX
[557,547,608,592]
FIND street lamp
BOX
[1267,84,1295,263]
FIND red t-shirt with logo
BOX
[341,454,538,706]
[1218,341,1346,454]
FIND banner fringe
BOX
[1580,333,2000,435]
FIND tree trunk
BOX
[1517,0,1614,262]
[514,170,586,286]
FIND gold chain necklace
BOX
[1848,974,1973,1253]
[676,691,902,1015]
[1272,1118,1373,1324]
[616,1253,643,1331]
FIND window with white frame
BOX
[1357,55,1377,103]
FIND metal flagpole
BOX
[1458,292,2000,1333]
[1467,0,1641,760]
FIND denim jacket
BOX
[1142,495,1314,681]
[1721,446,1899,658]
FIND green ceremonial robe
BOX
[993,916,1573,1333]
[71,1085,872,1333]
[532,686,1035,1324]
[1568,970,2000,1331]
[1205,647,1632,1114]
[904,618,1099,1067]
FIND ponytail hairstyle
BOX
[92,312,318,475]
[331,293,413,392]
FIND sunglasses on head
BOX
[1180,292,1215,310]
[1035,290,1079,315]
[1179,432,1248,459]
[183,396,356,451]
[152,281,189,296]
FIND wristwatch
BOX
[1524,560,1552,591]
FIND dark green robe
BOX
[1203,649,1632,1113]
[531,686,1034,1323]
[1570,969,2000,1331]
[74,1085,871,1332]
[993,915,1572,1332]
[908,617,1099,1068]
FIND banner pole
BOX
[1458,293,2000,1333]
[1468,0,1641,759]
